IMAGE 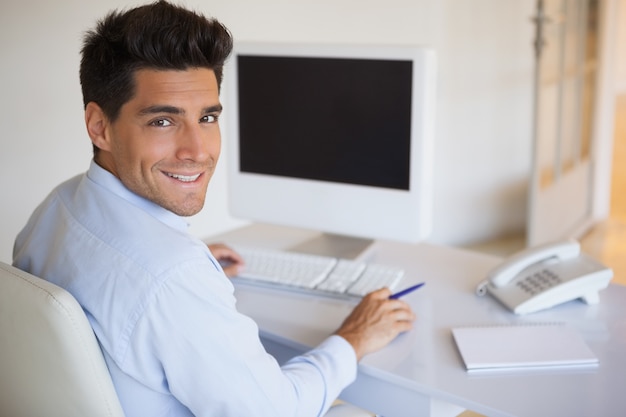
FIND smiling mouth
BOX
[166,172,201,182]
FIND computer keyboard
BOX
[231,246,405,299]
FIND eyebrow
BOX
[138,104,223,116]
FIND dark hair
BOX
[80,0,233,122]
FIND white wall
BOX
[0,0,536,263]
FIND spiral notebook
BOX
[452,324,598,373]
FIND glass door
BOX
[527,0,600,245]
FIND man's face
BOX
[93,68,222,216]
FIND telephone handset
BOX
[476,239,613,315]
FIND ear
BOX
[84,102,112,152]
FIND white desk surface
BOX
[209,224,626,417]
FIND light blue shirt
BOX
[13,161,357,417]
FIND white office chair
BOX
[0,261,373,417]
[0,261,125,417]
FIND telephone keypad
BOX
[517,269,563,295]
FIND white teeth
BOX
[167,173,200,182]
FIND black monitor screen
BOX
[236,55,413,191]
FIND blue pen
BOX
[389,282,425,299]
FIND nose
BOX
[176,123,220,162]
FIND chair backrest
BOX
[0,261,125,417]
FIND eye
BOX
[149,118,173,127]
[200,114,218,124]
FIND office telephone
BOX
[476,239,613,315]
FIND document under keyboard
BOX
[232,247,405,299]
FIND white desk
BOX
[209,224,626,417]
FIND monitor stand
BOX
[287,233,374,260]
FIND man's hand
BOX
[208,243,245,277]
[335,288,416,360]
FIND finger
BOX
[392,319,414,334]
[388,298,413,312]
[363,287,392,300]
[392,307,416,323]
[209,244,245,263]
[222,263,243,278]
[211,245,243,262]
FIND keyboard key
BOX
[316,260,366,292]
[346,264,404,296]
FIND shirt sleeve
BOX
[122,260,358,417]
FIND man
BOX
[13,1,416,416]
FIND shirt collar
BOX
[86,160,190,232]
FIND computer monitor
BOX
[225,42,436,258]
